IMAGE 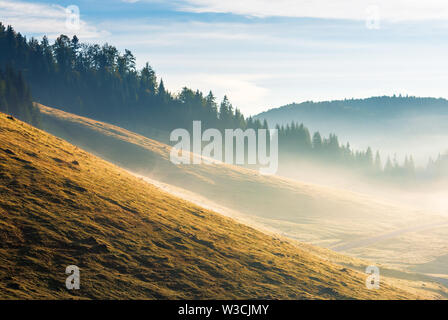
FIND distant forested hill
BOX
[256,96,448,124]
[255,96,448,166]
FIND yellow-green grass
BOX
[135,173,448,299]
[37,104,448,273]
[0,112,423,299]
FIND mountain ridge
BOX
[256,96,448,119]
[254,95,448,166]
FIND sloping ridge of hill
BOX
[36,103,448,258]
[0,112,421,299]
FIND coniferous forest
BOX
[0,22,446,186]
[0,66,39,125]
[0,22,253,135]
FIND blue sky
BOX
[1,0,448,115]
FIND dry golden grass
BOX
[37,103,448,273]
[0,112,422,299]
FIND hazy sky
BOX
[1,0,448,115]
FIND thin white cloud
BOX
[177,0,448,21]
[0,0,106,39]
[97,18,380,51]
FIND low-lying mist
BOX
[277,158,448,215]
[258,97,448,166]
[325,114,448,167]
[39,103,448,275]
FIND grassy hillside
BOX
[0,111,422,299]
[37,103,448,273]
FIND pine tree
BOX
[312,132,322,150]
[374,151,382,171]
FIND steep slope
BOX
[0,112,420,299]
[37,103,448,273]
